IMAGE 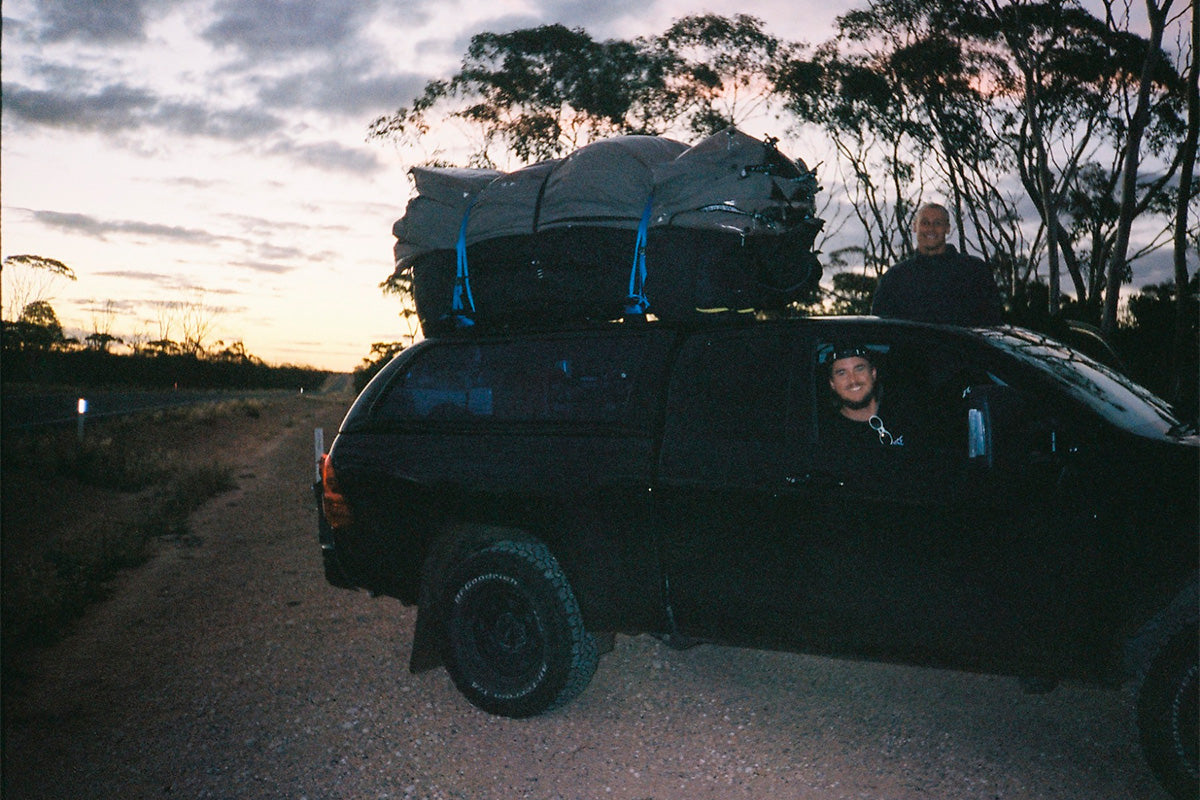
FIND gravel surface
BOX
[1,394,1171,799]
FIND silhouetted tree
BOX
[354,341,407,392]
[1171,2,1198,407]
[776,0,1186,320]
[84,332,122,352]
[1,254,76,323]
[3,300,69,351]
[368,15,790,165]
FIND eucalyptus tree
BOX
[367,15,790,165]
[775,0,1020,284]
[652,14,794,137]
[368,24,673,165]
[1,254,76,324]
[1172,2,1199,405]
[962,0,1186,326]
[775,0,1187,323]
[6,299,69,351]
[1099,0,1184,335]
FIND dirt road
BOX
[1,394,1170,799]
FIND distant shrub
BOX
[1,348,331,390]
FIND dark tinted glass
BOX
[668,328,796,442]
[978,328,1180,437]
[376,334,658,425]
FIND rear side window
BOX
[374,333,665,426]
[666,326,810,443]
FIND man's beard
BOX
[840,388,877,411]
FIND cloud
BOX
[264,138,382,174]
[252,242,309,261]
[83,272,246,302]
[1132,249,1177,289]
[78,297,141,314]
[31,210,225,245]
[202,0,381,55]
[229,260,297,275]
[3,82,157,132]
[525,0,653,35]
[92,270,180,284]
[155,100,283,139]
[32,0,149,44]
[6,79,376,177]
[3,81,285,139]
[256,66,428,116]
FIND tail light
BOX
[320,454,354,529]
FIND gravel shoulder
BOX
[0,393,1170,799]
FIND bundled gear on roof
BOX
[390,128,824,333]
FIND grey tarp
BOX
[650,128,820,232]
[392,167,501,274]
[391,128,823,332]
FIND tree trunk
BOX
[1102,0,1172,335]
[1171,3,1198,405]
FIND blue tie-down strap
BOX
[451,200,476,327]
[625,194,654,315]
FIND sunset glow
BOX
[1,0,845,372]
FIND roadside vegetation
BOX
[0,259,338,666]
[0,400,269,658]
[2,254,332,392]
[0,347,330,391]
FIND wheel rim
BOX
[453,575,547,697]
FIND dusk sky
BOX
[1,1,1183,372]
[1,0,850,372]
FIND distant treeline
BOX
[1,347,331,391]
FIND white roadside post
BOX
[76,398,88,442]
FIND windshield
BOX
[978,327,1182,438]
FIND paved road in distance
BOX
[1,387,317,430]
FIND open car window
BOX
[815,335,994,453]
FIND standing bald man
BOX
[871,203,1003,326]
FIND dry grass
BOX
[0,400,273,650]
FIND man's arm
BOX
[871,268,896,317]
[972,259,1004,325]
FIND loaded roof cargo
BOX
[391,128,824,334]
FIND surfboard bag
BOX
[391,128,824,334]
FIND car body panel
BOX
[319,317,1198,684]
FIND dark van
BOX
[316,317,1198,799]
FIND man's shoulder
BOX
[951,249,988,268]
[881,255,921,280]
[889,252,922,269]
[952,251,996,282]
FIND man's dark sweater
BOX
[871,245,1003,326]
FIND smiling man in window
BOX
[824,345,906,447]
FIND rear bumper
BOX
[313,480,357,590]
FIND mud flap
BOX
[409,598,445,673]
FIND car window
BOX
[374,333,663,425]
[667,327,804,443]
[977,328,1181,438]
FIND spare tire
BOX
[441,540,598,718]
